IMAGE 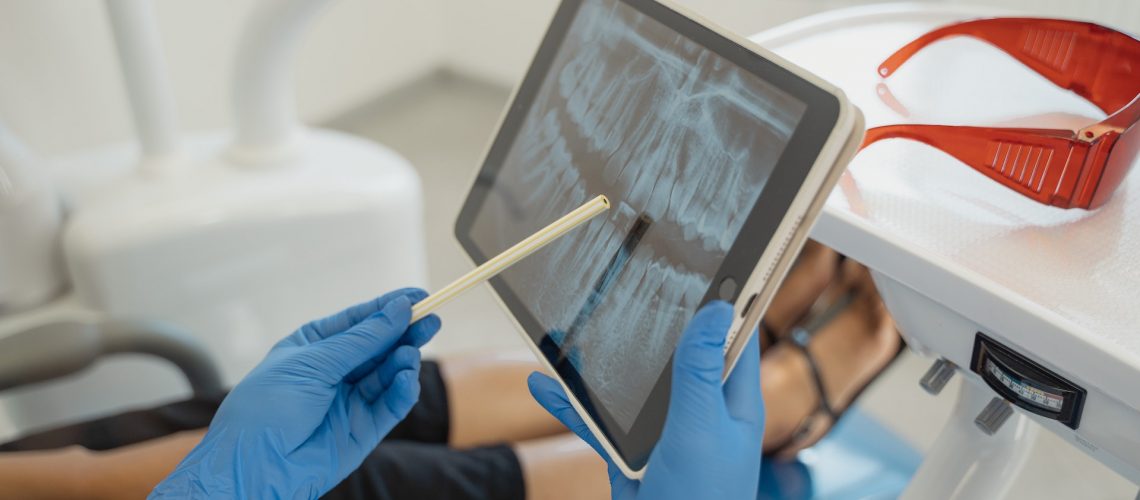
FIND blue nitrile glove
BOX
[151,288,441,499]
[529,301,763,500]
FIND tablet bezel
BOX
[455,0,846,474]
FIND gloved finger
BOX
[309,296,413,382]
[357,345,421,403]
[668,301,734,421]
[338,363,422,450]
[529,373,636,493]
[298,288,427,343]
[723,326,763,427]
[346,314,440,383]
[403,314,442,348]
[374,369,421,425]
[527,372,611,461]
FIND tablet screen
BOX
[458,0,837,467]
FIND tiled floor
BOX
[327,74,1136,499]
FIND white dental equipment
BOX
[0,0,426,436]
[0,122,64,313]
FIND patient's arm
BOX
[0,430,203,500]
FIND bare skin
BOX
[440,351,567,448]
[0,240,900,498]
[761,241,841,342]
[0,446,95,499]
[515,434,610,500]
[758,245,901,458]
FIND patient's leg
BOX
[441,351,566,448]
[0,354,570,499]
[515,433,610,500]
[0,427,607,500]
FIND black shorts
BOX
[0,361,526,500]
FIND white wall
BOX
[442,0,561,86]
[2,0,1138,157]
[0,0,447,156]
[441,0,873,85]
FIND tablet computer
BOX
[454,0,864,478]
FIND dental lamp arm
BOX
[104,0,185,174]
[228,0,335,165]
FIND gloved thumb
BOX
[307,296,413,383]
[667,301,733,423]
[528,372,609,459]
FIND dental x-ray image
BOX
[469,0,805,429]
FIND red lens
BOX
[1092,119,1140,208]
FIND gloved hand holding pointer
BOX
[150,288,441,498]
[151,197,608,498]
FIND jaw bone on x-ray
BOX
[471,0,805,429]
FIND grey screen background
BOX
[470,0,805,430]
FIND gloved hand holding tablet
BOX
[454,0,864,477]
[530,301,765,499]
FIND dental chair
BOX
[0,318,222,398]
[0,317,226,452]
[0,315,920,500]
[0,314,920,500]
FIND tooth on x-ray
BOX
[555,213,654,367]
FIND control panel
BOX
[971,333,1086,429]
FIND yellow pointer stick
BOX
[411,195,611,323]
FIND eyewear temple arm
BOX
[878,18,1140,114]
[861,124,1093,208]
[1088,94,1140,208]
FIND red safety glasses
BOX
[862,18,1140,209]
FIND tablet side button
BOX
[741,293,759,318]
